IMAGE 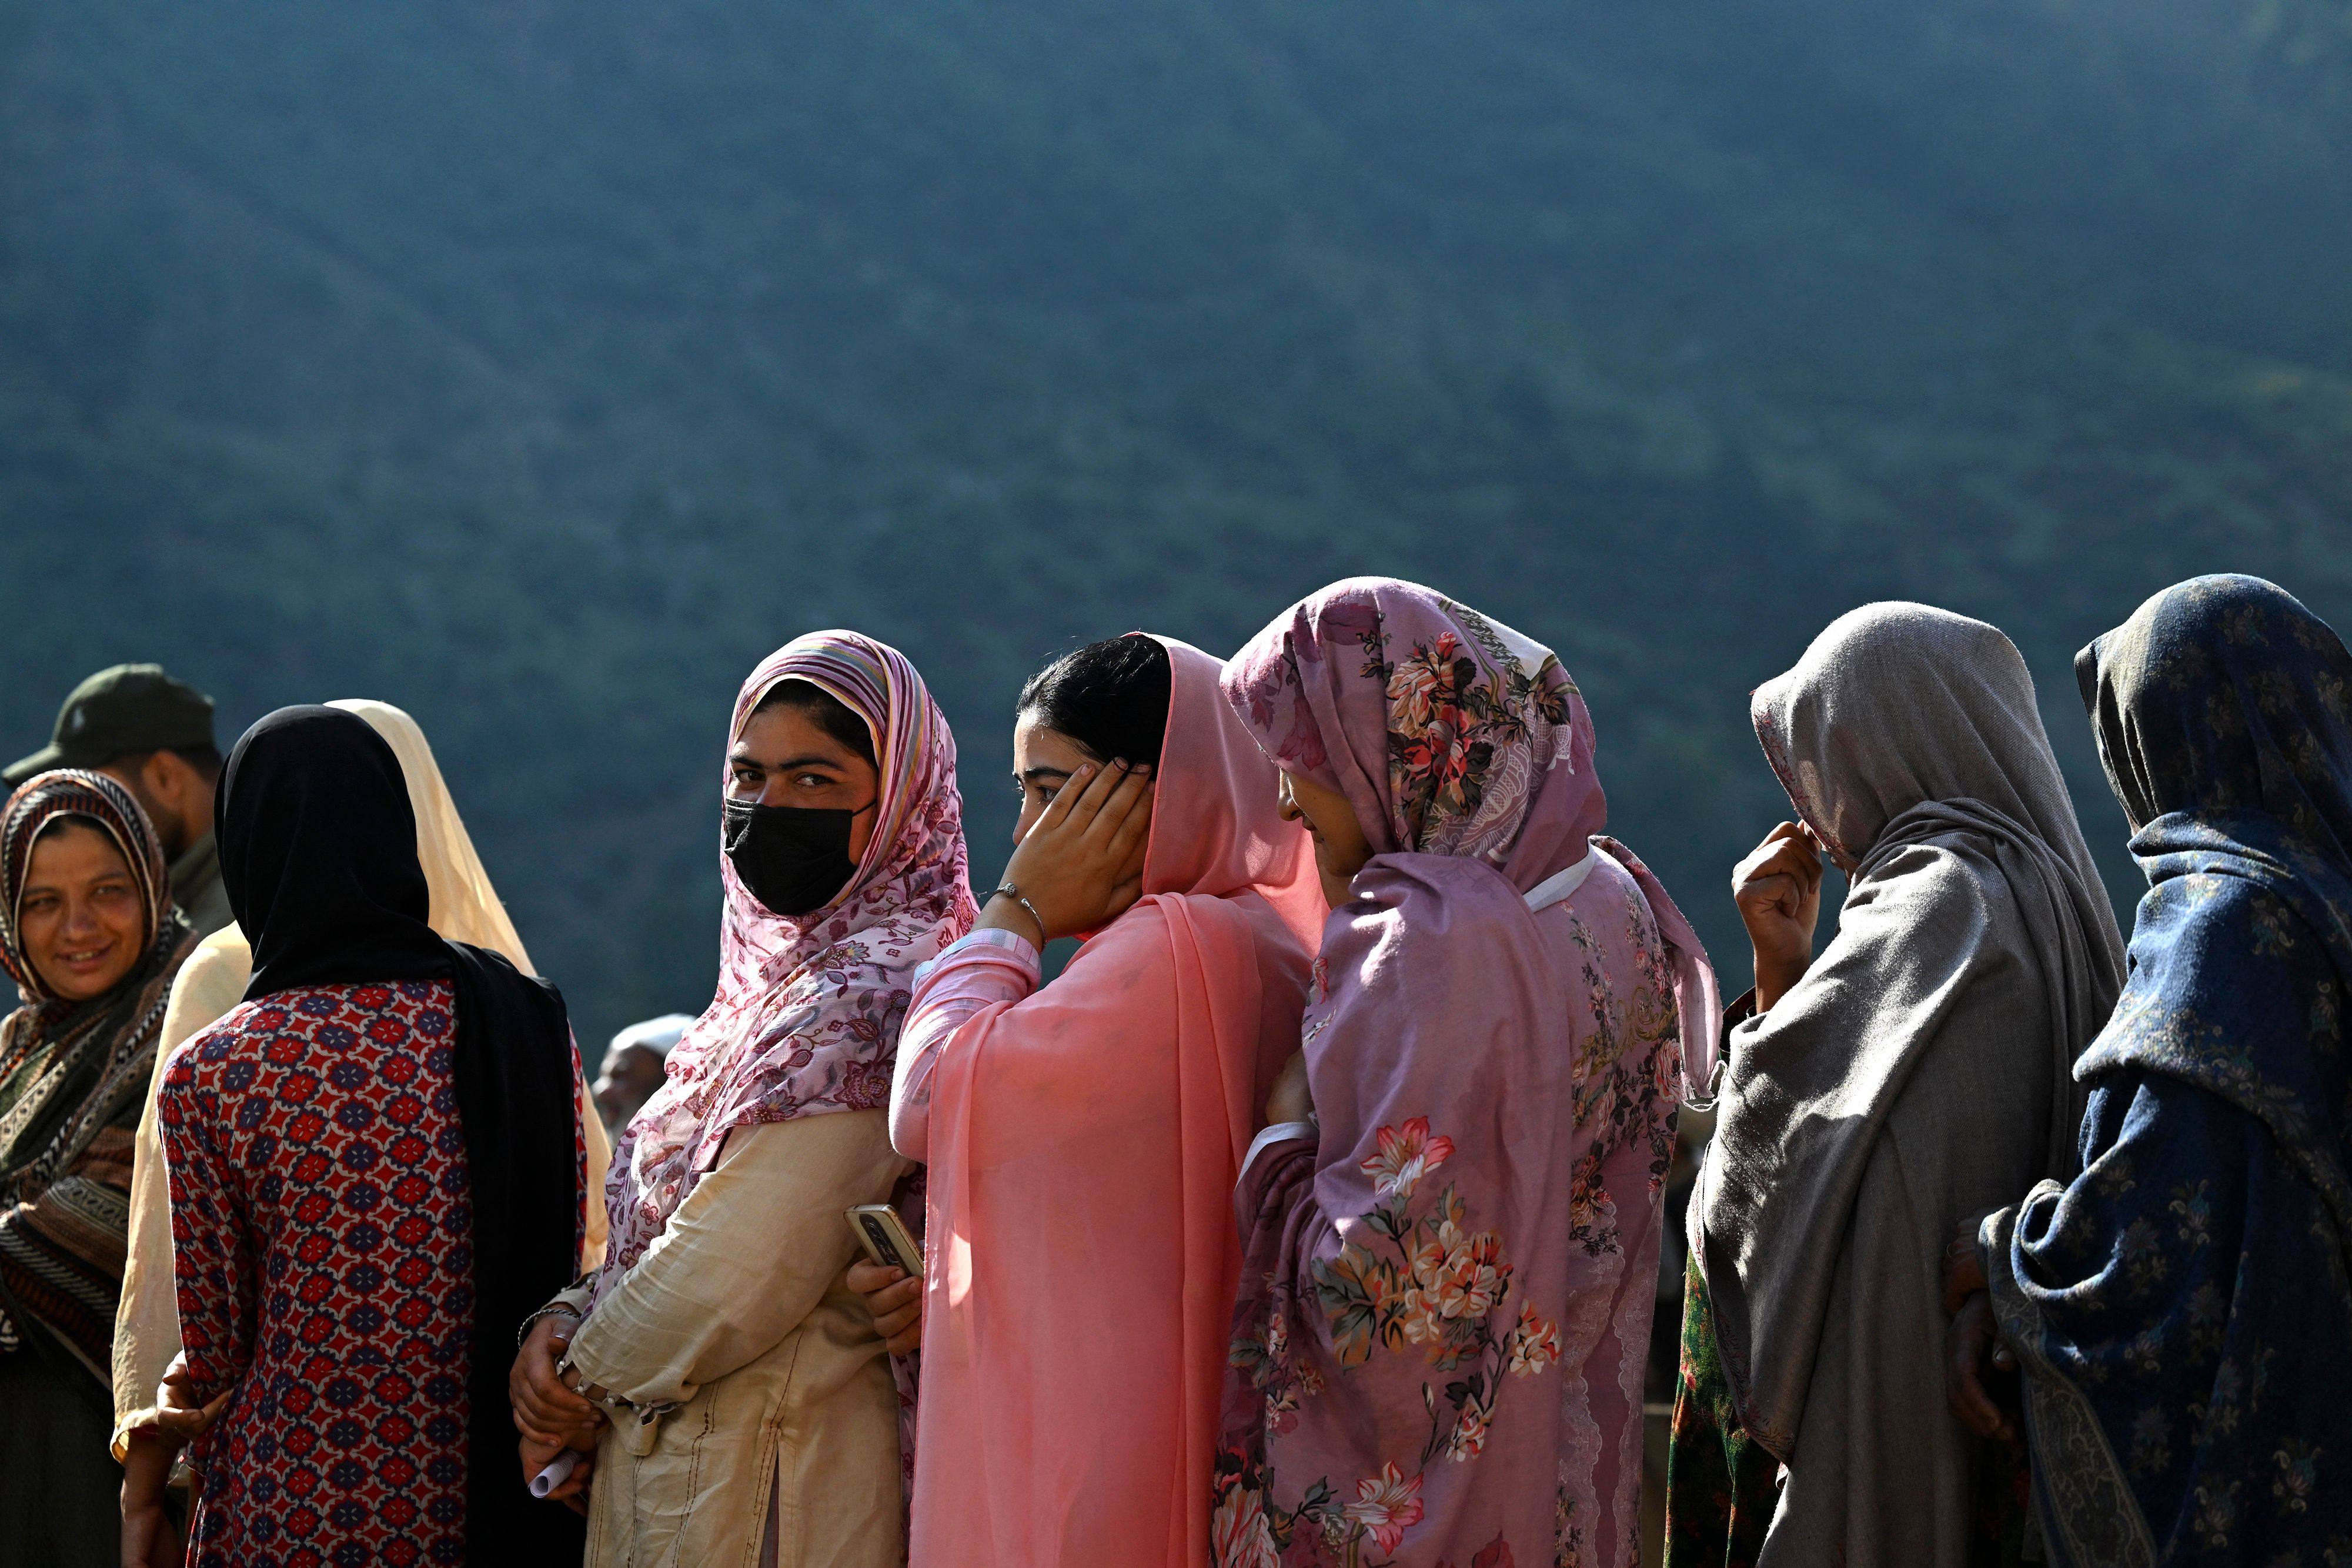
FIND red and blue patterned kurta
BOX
[159,979,476,1568]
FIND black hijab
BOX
[218,706,584,1564]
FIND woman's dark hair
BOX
[1017,636,1171,768]
[754,679,878,767]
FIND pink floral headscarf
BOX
[1221,576,1601,890]
[1222,574,1720,1102]
[597,632,974,1287]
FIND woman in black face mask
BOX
[723,679,883,915]
[509,632,974,1568]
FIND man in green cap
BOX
[5,663,233,936]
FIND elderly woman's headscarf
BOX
[0,770,189,1189]
[0,769,193,1368]
[598,631,974,1291]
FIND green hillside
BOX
[4,0,2349,1048]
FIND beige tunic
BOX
[562,1110,909,1568]
[110,928,612,1455]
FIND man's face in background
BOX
[593,1043,669,1135]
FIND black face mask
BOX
[722,796,875,917]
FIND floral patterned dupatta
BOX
[1214,580,1717,1568]
[597,632,974,1295]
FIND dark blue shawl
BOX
[1987,575,2352,1564]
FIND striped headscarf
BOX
[0,770,177,1008]
[0,770,193,1368]
[598,632,974,1286]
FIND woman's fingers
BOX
[509,1316,594,1434]
[1734,852,1816,920]
[522,1393,598,1439]
[1061,757,1132,834]
[516,1358,596,1432]
[1941,1228,1990,1313]
[1093,770,1155,855]
[1737,824,1822,890]
[519,1436,561,1486]
[867,1275,922,1315]
[546,1446,594,1509]
[1753,837,1821,888]
[846,1261,904,1296]
[1033,763,1097,837]
[1047,760,1116,837]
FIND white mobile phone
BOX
[846,1203,923,1275]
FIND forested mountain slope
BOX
[4,0,2347,1044]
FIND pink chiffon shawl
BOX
[908,636,1321,1568]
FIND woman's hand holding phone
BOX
[848,1260,924,1356]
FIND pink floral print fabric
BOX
[1215,580,1718,1567]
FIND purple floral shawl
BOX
[1214,579,1718,1568]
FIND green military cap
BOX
[4,664,216,788]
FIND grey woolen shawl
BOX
[1690,604,2125,1564]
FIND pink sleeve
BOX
[889,930,1042,1160]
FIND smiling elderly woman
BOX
[0,770,196,1566]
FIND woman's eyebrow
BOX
[728,747,844,773]
[1017,765,1073,786]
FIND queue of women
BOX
[0,572,2343,1567]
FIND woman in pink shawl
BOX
[508,630,974,1567]
[881,632,1324,1567]
[1213,578,1720,1568]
